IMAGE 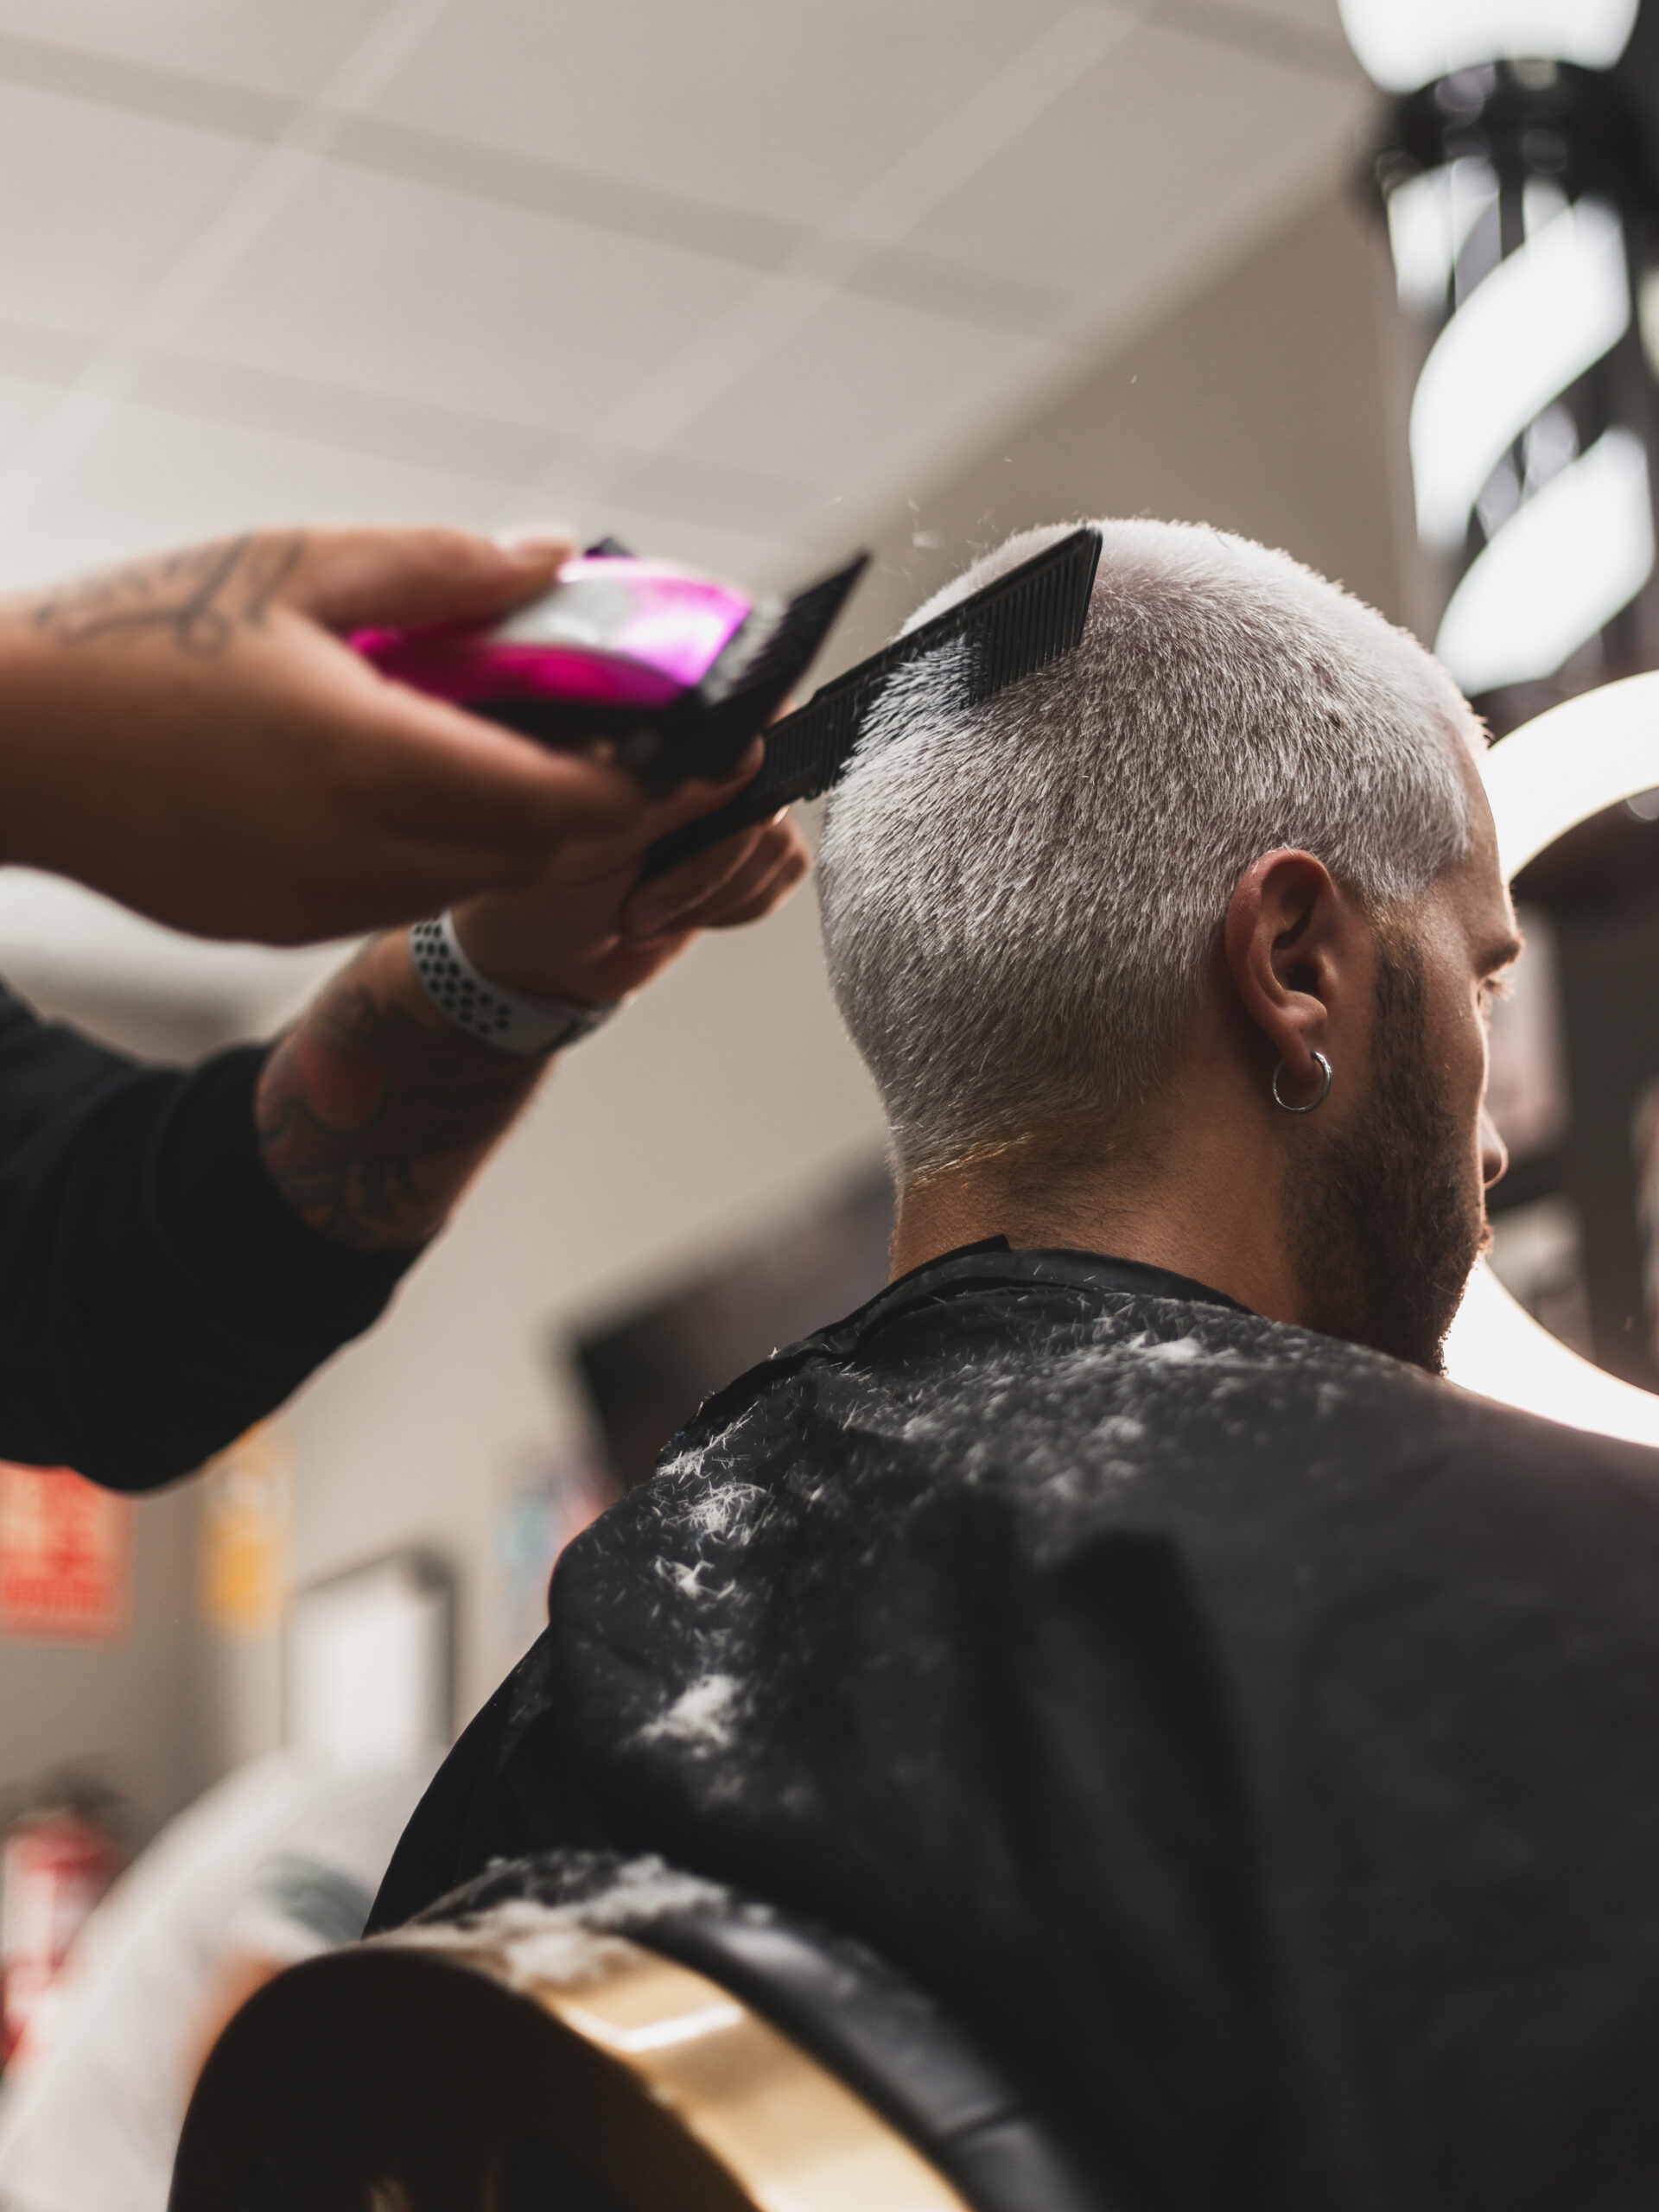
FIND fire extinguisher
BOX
[0,1783,124,2066]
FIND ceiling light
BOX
[1339,0,1638,93]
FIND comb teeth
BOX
[639,525,1103,881]
[966,528,1102,702]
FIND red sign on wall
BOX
[0,1465,129,1642]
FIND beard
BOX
[1285,940,1486,1375]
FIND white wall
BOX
[0,1484,194,1847]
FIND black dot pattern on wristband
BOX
[408,916,619,1057]
[410,917,515,1041]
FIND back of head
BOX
[817,519,1481,1179]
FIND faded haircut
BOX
[817,518,1482,1180]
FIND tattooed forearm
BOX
[256,933,545,1250]
[28,534,306,657]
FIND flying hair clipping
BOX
[351,543,870,801]
[639,525,1104,882]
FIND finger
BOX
[285,525,575,634]
[344,676,645,852]
[702,836,810,930]
[620,814,782,940]
[677,817,810,923]
[625,818,804,942]
[549,741,771,881]
[633,738,767,838]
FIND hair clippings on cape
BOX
[351,537,870,803]
[636,524,1104,881]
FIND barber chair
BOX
[169,1852,1103,2212]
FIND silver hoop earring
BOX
[1272,1051,1332,1115]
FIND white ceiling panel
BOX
[0,372,59,458]
[0,403,556,582]
[371,0,1082,230]
[903,22,1364,297]
[0,0,385,96]
[0,0,1388,1008]
[0,79,255,336]
[178,159,761,436]
[0,6,1382,602]
[0,399,809,601]
[1200,0,1351,40]
[565,500,804,593]
[670,291,1061,514]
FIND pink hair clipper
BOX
[352,538,868,800]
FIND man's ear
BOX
[1223,849,1352,1098]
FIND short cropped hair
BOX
[817,518,1481,1179]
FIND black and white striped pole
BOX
[1343,0,1656,736]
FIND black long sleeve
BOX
[0,982,417,1491]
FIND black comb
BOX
[639,525,1103,880]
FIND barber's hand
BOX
[449,747,811,1006]
[0,526,644,944]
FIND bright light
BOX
[1483,670,1659,876]
[1339,0,1637,92]
[1444,1264,1659,1446]
[1409,196,1630,553]
[1446,671,1659,1443]
[1434,427,1654,693]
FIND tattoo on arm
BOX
[256,935,544,1251]
[28,533,307,658]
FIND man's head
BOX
[818,518,1519,1371]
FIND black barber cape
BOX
[0,982,413,1489]
[375,1243,1659,2211]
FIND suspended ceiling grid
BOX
[0,0,1364,596]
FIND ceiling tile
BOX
[1154,0,1358,78]
[0,399,805,602]
[1203,0,1351,41]
[0,373,60,459]
[566,499,803,592]
[370,0,1078,228]
[901,22,1365,294]
[131,349,558,484]
[177,161,760,435]
[0,80,255,336]
[604,447,827,542]
[668,290,1061,509]
[0,0,385,97]
[6,402,555,580]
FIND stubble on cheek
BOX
[1285,943,1485,1374]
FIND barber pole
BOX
[1343,0,1657,734]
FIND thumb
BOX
[283,524,573,635]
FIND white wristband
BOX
[408,912,619,1058]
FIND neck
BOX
[888,1069,1307,1328]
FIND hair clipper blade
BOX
[621,551,870,798]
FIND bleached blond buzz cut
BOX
[817,518,1484,1181]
